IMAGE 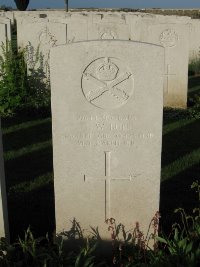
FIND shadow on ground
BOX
[2,114,55,242]
[160,104,200,233]
[8,182,55,242]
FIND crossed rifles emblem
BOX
[83,69,132,103]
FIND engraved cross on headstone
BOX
[84,151,132,220]
[164,64,176,94]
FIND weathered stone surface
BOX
[0,17,11,40]
[0,119,9,240]
[88,13,131,40]
[51,40,164,238]
[0,24,7,52]
[189,19,200,61]
[0,19,11,59]
[65,14,88,43]
[17,18,67,79]
[13,10,67,20]
[136,16,189,108]
[0,11,14,24]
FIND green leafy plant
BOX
[156,181,200,267]
[0,41,27,117]
[189,48,200,76]
[189,93,200,119]
[24,42,51,112]
[0,41,50,117]
[0,227,65,267]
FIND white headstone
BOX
[65,14,88,43]
[0,17,11,40]
[51,40,164,238]
[13,10,67,21]
[0,119,9,240]
[137,18,190,108]
[189,19,200,62]
[88,13,131,40]
[0,23,7,44]
[0,11,14,24]
[0,18,11,58]
[17,18,67,79]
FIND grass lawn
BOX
[1,76,200,242]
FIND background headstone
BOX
[0,119,9,240]
[65,14,88,43]
[0,11,14,24]
[88,13,131,40]
[137,17,190,108]
[0,17,11,40]
[189,19,200,61]
[17,18,67,80]
[51,40,164,238]
[0,18,11,58]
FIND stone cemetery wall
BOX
[0,119,9,240]
[51,40,164,238]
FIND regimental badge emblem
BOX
[160,29,178,48]
[100,28,117,40]
[81,57,134,110]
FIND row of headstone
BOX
[1,10,199,107]
[1,9,200,60]
[189,19,200,61]
[15,12,191,108]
